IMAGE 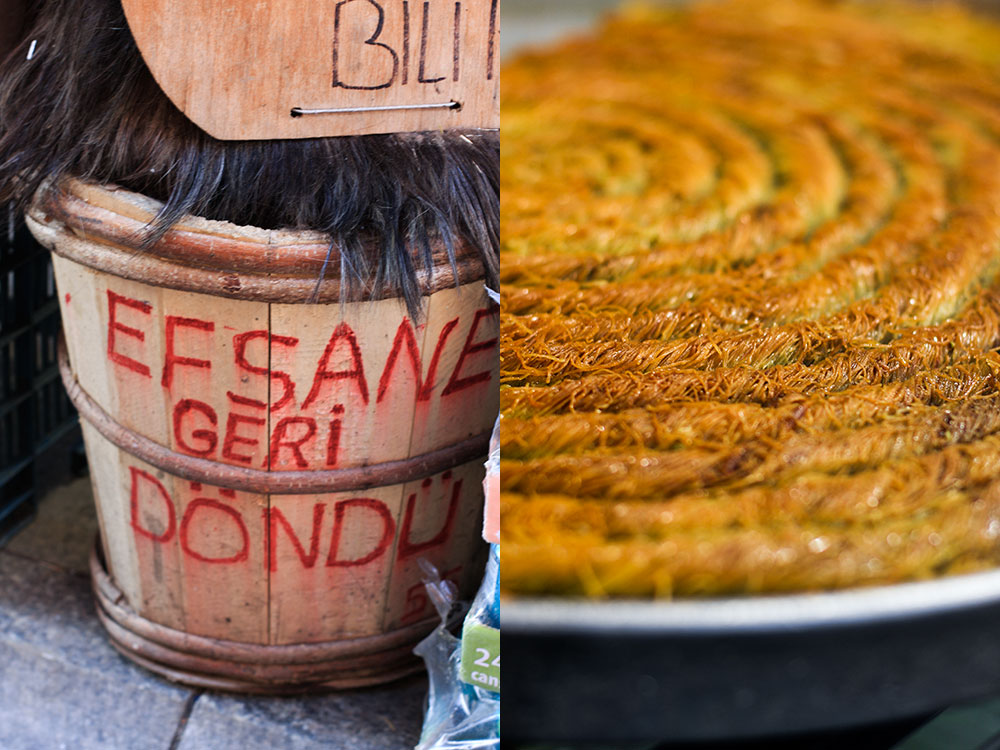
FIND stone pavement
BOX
[0,476,427,750]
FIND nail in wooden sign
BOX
[120,0,500,140]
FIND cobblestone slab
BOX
[177,678,427,750]
[0,551,193,750]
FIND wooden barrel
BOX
[27,179,497,692]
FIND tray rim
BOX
[503,565,1000,634]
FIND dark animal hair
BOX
[0,0,498,317]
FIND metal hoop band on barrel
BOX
[58,336,490,495]
[90,543,431,692]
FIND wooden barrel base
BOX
[90,542,433,694]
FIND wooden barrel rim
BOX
[28,179,486,304]
[91,543,429,691]
[60,336,490,495]
[102,641,423,693]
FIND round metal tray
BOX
[504,569,1000,743]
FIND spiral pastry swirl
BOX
[501,0,1000,597]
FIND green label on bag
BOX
[460,622,500,693]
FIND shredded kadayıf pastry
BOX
[501,0,1000,598]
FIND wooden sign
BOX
[120,0,500,140]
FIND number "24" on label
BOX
[473,647,500,669]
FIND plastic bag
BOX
[414,544,500,750]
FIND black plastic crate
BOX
[0,205,79,545]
